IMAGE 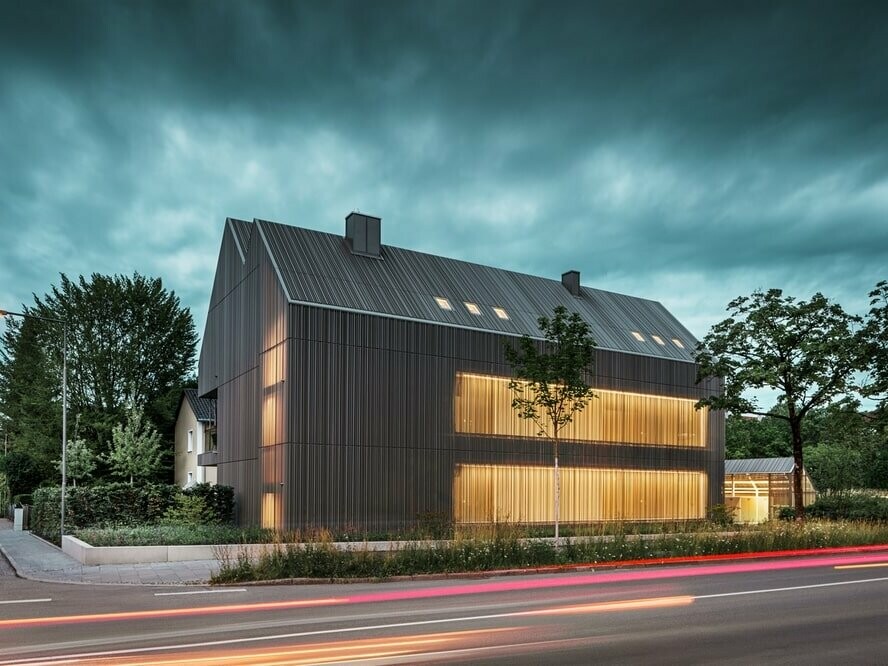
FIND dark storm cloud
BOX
[1,0,886,349]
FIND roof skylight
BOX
[493,307,509,320]
[464,302,481,315]
[651,335,666,346]
[630,331,645,342]
[434,297,453,311]
[671,338,685,349]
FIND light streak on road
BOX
[3,551,888,631]
[833,562,888,570]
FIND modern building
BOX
[724,457,817,523]
[198,213,724,530]
[173,388,217,488]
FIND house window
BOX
[651,335,666,346]
[434,297,453,311]
[187,429,194,453]
[631,331,645,342]
[187,472,193,484]
[492,307,509,320]
[464,302,481,315]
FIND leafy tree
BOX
[0,450,48,500]
[864,280,888,403]
[0,315,62,475]
[725,411,792,459]
[504,305,596,541]
[696,289,866,519]
[54,438,96,487]
[106,408,164,485]
[0,273,197,464]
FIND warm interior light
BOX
[453,464,707,523]
[651,335,666,345]
[671,338,685,348]
[493,307,509,320]
[455,372,707,448]
[631,331,645,342]
[434,297,453,311]
[464,302,481,315]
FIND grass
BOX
[210,520,888,583]
[73,524,276,547]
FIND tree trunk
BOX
[790,418,806,520]
[554,436,560,545]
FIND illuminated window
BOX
[631,331,645,342]
[493,307,509,320]
[454,464,706,523]
[454,372,708,448]
[672,338,685,348]
[651,335,666,346]
[464,302,481,315]
[434,297,453,311]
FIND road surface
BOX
[2,550,887,664]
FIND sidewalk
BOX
[0,518,218,585]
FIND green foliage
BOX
[725,412,792,459]
[804,493,888,521]
[0,450,49,498]
[504,305,597,440]
[162,493,211,526]
[73,524,273,547]
[707,504,735,527]
[415,511,453,539]
[211,522,888,583]
[54,438,96,487]
[864,280,888,402]
[697,289,866,518]
[29,482,236,541]
[106,408,164,484]
[185,482,235,524]
[0,273,197,459]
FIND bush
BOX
[74,524,273,547]
[30,482,237,541]
[805,493,888,521]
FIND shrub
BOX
[162,494,211,526]
[707,504,735,527]
[185,483,235,524]
[74,524,274,547]
[805,493,888,521]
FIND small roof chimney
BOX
[345,211,381,257]
[562,270,581,296]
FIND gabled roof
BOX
[243,218,698,362]
[725,457,796,475]
[178,388,216,423]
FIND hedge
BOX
[30,482,235,542]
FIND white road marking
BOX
[154,589,247,596]
[0,599,51,606]
[3,575,888,665]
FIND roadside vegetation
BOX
[210,520,888,583]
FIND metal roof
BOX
[248,218,698,362]
[227,217,254,262]
[182,388,216,423]
[725,457,796,475]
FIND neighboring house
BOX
[724,457,817,523]
[174,388,217,488]
[198,213,724,530]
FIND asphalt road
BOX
[2,551,887,664]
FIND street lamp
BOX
[0,309,68,539]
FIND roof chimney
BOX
[561,270,581,296]
[345,211,381,257]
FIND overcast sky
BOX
[2,1,886,371]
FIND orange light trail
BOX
[518,595,694,616]
[834,562,888,570]
[0,597,346,629]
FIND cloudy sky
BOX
[2,1,886,358]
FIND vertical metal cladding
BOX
[200,218,725,531]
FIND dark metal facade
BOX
[199,217,724,529]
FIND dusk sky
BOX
[2,1,886,368]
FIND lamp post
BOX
[0,309,68,539]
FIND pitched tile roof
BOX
[182,388,216,423]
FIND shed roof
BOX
[725,457,796,475]
[244,218,697,362]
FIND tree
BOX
[696,289,866,519]
[0,450,48,500]
[725,411,792,459]
[504,305,596,541]
[0,273,197,459]
[106,408,164,485]
[864,280,888,404]
[54,438,96,487]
